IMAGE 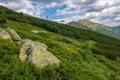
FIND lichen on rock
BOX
[19,39,60,68]
[0,28,12,40]
[0,27,60,68]
[6,27,21,41]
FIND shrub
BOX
[0,10,7,27]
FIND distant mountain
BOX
[68,19,117,38]
[78,20,110,30]
[112,26,120,37]
[68,21,92,30]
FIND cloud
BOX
[29,0,62,4]
[54,0,120,26]
[53,15,84,24]
[56,0,97,15]
[0,0,29,10]
[29,0,63,8]
[0,0,43,17]
[0,0,120,26]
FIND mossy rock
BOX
[20,39,60,68]
[6,27,21,41]
[0,28,12,40]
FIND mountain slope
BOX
[1,5,120,80]
[112,26,120,37]
[1,20,120,80]
[68,21,92,30]
[77,20,110,30]
[68,19,117,38]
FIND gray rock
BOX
[19,39,60,68]
[0,28,12,40]
[6,27,21,41]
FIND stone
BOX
[0,23,1,27]
[31,30,47,34]
[6,27,22,41]
[0,28,12,40]
[19,39,60,68]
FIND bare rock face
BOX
[19,39,60,68]
[6,27,21,41]
[0,28,12,40]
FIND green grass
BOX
[0,20,120,80]
[0,39,43,80]
[1,5,120,80]
[0,5,120,60]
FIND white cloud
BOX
[54,0,120,26]
[53,15,83,24]
[56,7,79,15]
[0,0,120,26]
[0,0,43,17]
[29,0,62,4]
[0,0,29,10]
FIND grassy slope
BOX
[0,39,44,80]
[0,20,120,80]
[1,5,120,60]
[0,6,120,79]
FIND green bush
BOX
[0,10,7,26]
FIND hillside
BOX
[112,26,120,37]
[1,5,120,80]
[68,21,92,30]
[77,20,110,30]
[68,20,117,38]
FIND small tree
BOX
[20,12,23,15]
[0,10,7,27]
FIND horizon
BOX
[0,0,120,27]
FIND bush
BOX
[0,10,7,26]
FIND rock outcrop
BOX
[0,28,12,40]
[19,39,60,68]
[6,27,21,41]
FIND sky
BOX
[0,0,120,27]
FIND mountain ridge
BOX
[77,19,111,30]
[68,19,120,38]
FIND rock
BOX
[0,27,3,31]
[6,27,21,41]
[31,30,47,34]
[0,28,12,40]
[19,39,60,68]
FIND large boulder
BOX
[6,27,21,41]
[0,28,12,40]
[19,39,60,68]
